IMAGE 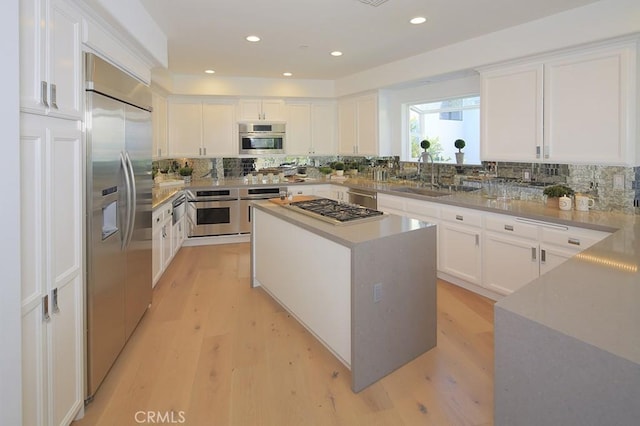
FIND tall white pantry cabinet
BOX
[20,0,85,424]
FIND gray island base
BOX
[250,200,437,392]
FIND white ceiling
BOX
[139,0,600,80]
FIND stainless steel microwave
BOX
[239,123,285,155]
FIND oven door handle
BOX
[188,198,238,203]
[348,190,377,199]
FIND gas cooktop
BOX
[286,198,384,225]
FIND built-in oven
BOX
[187,188,239,236]
[239,123,285,155]
[239,187,287,233]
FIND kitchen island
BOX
[250,198,437,392]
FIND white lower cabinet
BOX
[20,113,84,426]
[377,191,610,298]
[439,207,483,285]
[153,198,182,287]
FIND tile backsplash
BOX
[153,157,640,214]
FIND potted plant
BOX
[333,161,345,177]
[178,162,193,184]
[318,166,333,179]
[454,139,466,164]
[346,161,359,176]
[543,184,574,208]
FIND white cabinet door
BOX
[20,113,84,426]
[238,98,285,121]
[202,102,236,156]
[311,102,337,155]
[483,232,540,295]
[355,94,378,155]
[481,64,543,162]
[285,103,312,155]
[20,0,82,119]
[539,244,576,276]
[152,93,168,158]
[168,101,202,157]
[152,208,164,286]
[338,98,357,154]
[544,45,632,164]
[439,221,482,285]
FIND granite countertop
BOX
[251,199,434,249]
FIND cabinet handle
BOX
[475,234,479,247]
[531,247,537,261]
[157,148,162,157]
[541,249,546,263]
[504,224,514,231]
[456,215,464,221]
[50,84,58,109]
[51,288,60,313]
[41,81,49,108]
[43,294,50,322]
[203,147,207,155]
[543,146,550,159]
[568,238,580,246]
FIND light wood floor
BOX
[73,243,495,426]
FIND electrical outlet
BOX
[373,283,382,303]
[613,174,625,190]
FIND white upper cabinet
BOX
[20,0,82,119]
[338,93,379,156]
[202,101,237,156]
[238,98,285,121]
[543,45,634,165]
[168,98,237,157]
[152,92,168,158]
[481,39,637,165]
[285,101,337,155]
[481,64,543,162]
[168,100,203,157]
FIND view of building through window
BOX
[407,95,480,164]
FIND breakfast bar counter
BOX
[250,199,437,392]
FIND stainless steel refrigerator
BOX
[85,53,152,399]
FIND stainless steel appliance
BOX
[172,192,186,225]
[287,198,384,225]
[239,122,285,155]
[85,53,152,399]
[187,189,240,236]
[239,187,287,233]
[348,188,378,209]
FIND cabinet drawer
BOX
[485,215,538,240]
[441,207,482,228]
[540,226,609,250]
[405,199,440,219]
[152,208,165,225]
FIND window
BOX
[406,95,480,164]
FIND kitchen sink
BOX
[392,187,452,197]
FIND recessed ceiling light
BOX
[246,35,261,42]
[410,16,427,25]
[283,72,292,77]
[204,69,215,74]
[331,51,343,57]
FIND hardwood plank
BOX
[74,243,495,426]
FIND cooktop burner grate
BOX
[288,198,384,224]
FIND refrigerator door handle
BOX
[120,152,132,249]
[124,151,137,248]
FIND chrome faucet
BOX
[418,151,437,188]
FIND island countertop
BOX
[250,198,435,249]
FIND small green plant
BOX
[178,162,193,176]
[543,184,574,198]
[333,161,345,171]
[318,166,333,175]
[454,139,466,153]
[420,139,431,151]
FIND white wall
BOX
[336,0,640,96]
[170,74,336,98]
[1,0,23,424]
